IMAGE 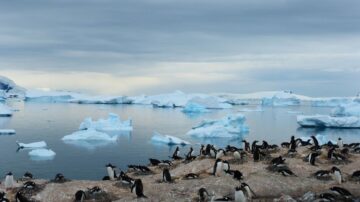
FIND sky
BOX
[0,0,359,97]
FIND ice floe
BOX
[79,113,133,132]
[151,131,190,145]
[62,129,118,141]
[297,115,360,128]
[261,91,301,106]
[0,103,13,117]
[17,141,47,148]
[331,102,360,117]
[182,102,210,114]
[187,114,249,138]
[28,149,56,160]
[0,129,15,134]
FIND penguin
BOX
[271,156,286,166]
[198,188,210,202]
[337,138,343,149]
[310,135,320,150]
[119,171,135,185]
[351,170,360,180]
[289,136,296,150]
[235,186,247,202]
[328,147,336,159]
[319,193,337,201]
[212,196,233,201]
[162,168,172,182]
[171,147,183,160]
[242,140,250,152]
[54,173,65,182]
[186,147,194,158]
[314,170,331,179]
[209,146,217,158]
[226,145,239,152]
[225,170,243,181]
[15,192,31,202]
[330,186,352,198]
[308,152,320,166]
[131,179,147,198]
[23,172,33,179]
[331,167,342,184]
[149,158,161,166]
[75,190,86,202]
[88,186,102,195]
[277,167,297,177]
[204,144,212,156]
[105,163,116,180]
[251,141,259,153]
[138,165,151,173]
[23,181,36,189]
[199,145,205,156]
[159,160,173,167]
[241,183,256,199]
[295,138,311,146]
[102,176,110,181]
[213,159,223,176]
[0,192,9,202]
[261,141,269,149]
[216,149,225,159]
[233,150,241,160]
[253,148,260,161]
[4,172,15,190]
[184,173,199,179]
[222,160,230,172]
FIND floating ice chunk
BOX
[0,75,26,99]
[28,149,56,160]
[186,96,232,109]
[62,129,118,141]
[238,107,264,112]
[331,102,360,117]
[0,103,13,116]
[187,114,249,138]
[79,113,133,132]
[0,129,15,134]
[17,141,47,148]
[297,115,360,128]
[151,131,190,145]
[261,91,300,106]
[299,134,336,146]
[182,102,210,113]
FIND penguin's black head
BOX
[7,172,12,176]
[241,182,249,188]
[331,166,340,173]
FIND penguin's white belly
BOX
[235,191,247,202]
[245,186,252,198]
[215,162,223,176]
[107,167,114,180]
[234,151,241,160]
[216,152,224,159]
[5,176,14,188]
[334,171,342,184]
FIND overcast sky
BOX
[0,0,359,96]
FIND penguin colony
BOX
[1,135,360,201]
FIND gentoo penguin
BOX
[15,192,30,202]
[289,136,296,150]
[311,135,320,150]
[251,141,259,153]
[330,186,352,198]
[242,140,250,152]
[171,147,183,160]
[119,171,135,185]
[233,150,241,160]
[213,159,223,176]
[162,168,172,182]
[216,149,225,159]
[226,145,239,152]
[241,183,256,199]
[209,146,217,158]
[253,148,260,161]
[331,167,342,184]
[235,186,247,202]
[23,181,36,189]
[184,173,199,179]
[271,156,286,166]
[277,167,297,177]
[308,152,320,166]
[222,160,230,172]
[186,147,194,158]
[281,142,290,148]
[351,170,360,180]
[131,179,147,198]
[4,172,15,190]
[159,160,173,167]
[261,141,269,150]
[105,163,116,180]
[199,145,205,156]
[149,158,161,166]
[23,172,33,179]
[314,170,331,179]
[225,170,243,181]
[75,190,86,202]
[198,188,210,202]
[0,192,9,202]
[319,193,337,201]
[295,138,311,146]
[54,173,65,182]
[88,186,102,195]
[337,138,343,149]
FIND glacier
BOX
[331,102,360,117]
[151,131,190,145]
[79,113,133,132]
[187,113,249,138]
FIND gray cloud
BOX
[0,0,359,96]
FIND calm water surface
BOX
[0,102,359,180]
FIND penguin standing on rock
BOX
[222,160,230,172]
[213,159,223,176]
[337,138,343,149]
[131,179,147,198]
[308,152,320,166]
[171,147,183,160]
[331,167,343,184]
[234,186,247,202]
[162,168,172,183]
[105,163,117,180]
[75,190,86,202]
[242,140,250,152]
[4,172,15,190]
[216,149,225,159]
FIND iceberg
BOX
[28,149,56,160]
[0,75,26,99]
[0,103,13,117]
[25,89,83,103]
[187,114,249,138]
[331,102,360,117]
[310,98,353,107]
[0,129,16,135]
[297,115,360,128]
[69,96,133,104]
[261,91,301,106]
[151,131,190,145]
[62,129,118,141]
[17,141,47,148]
[185,96,232,109]
[79,113,133,132]
[182,102,210,113]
